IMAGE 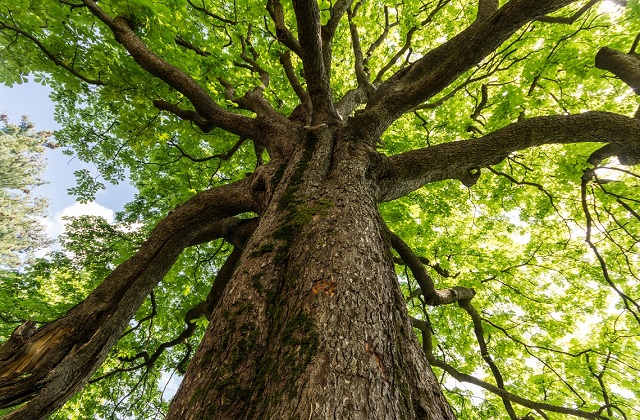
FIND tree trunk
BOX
[167,125,455,419]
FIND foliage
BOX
[0,115,52,267]
[1,0,639,419]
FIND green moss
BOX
[277,138,315,211]
[246,133,324,401]
[259,243,275,252]
[231,322,258,370]
[270,133,335,270]
[272,162,287,188]
[250,273,264,293]
[280,311,320,399]
[265,287,282,321]
[189,386,208,405]
[273,223,296,243]
[201,349,213,366]
[250,243,275,257]
[282,312,319,349]
[215,376,252,405]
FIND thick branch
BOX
[347,8,371,88]
[389,231,475,306]
[352,0,578,141]
[320,0,354,80]
[153,100,215,132]
[476,0,499,22]
[280,51,308,103]
[266,0,302,56]
[596,46,640,93]
[377,111,640,202]
[80,0,260,140]
[91,218,257,382]
[292,0,336,123]
[0,179,256,418]
[334,87,369,120]
[537,0,601,24]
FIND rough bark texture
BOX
[596,47,640,93]
[166,126,455,419]
[4,0,640,418]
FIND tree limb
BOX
[279,51,308,104]
[0,21,104,85]
[292,0,337,123]
[389,230,475,306]
[80,0,260,141]
[377,111,640,202]
[351,0,579,141]
[186,0,236,24]
[412,318,611,419]
[91,218,257,383]
[596,46,640,93]
[266,0,302,56]
[537,0,601,24]
[320,0,354,80]
[0,178,257,418]
[347,7,372,88]
[457,300,519,419]
[476,0,499,22]
[152,100,216,132]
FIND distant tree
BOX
[0,1,639,420]
[0,115,52,268]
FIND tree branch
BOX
[292,0,337,123]
[377,111,640,202]
[476,0,499,22]
[347,7,372,88]
[457,300,519,419]
[91,218,257,383]
[596,46,640,93]
[186,0,236,24]
[80,0,260,141]
[266,0,302,56]
[351,0,579,141]
[537,0,601,24]
[0,178,257,418]
[279,51,308,104]
[168,137,247,164]
[152,100,216,132]
[0,21,104,85]
[412,318,611,419]
[320,0,354,80]
[389,230,475,306]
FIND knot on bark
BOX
[459,167,481,187]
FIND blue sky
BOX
[0,80,137,238]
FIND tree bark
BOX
[167,125,455,419]
[596,46,640,93]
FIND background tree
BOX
[1,0,639,419]
[0,115,52,268]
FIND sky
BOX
[0,80,137,240]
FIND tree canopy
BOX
[1,0,640,419]
[0,115,51,268]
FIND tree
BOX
[0,0,639,418]
[0,115,51,268]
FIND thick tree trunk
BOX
[167,125,455,419]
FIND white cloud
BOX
[45,202,115,240]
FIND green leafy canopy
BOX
[0,115,52,268]
[0,0,639,419]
